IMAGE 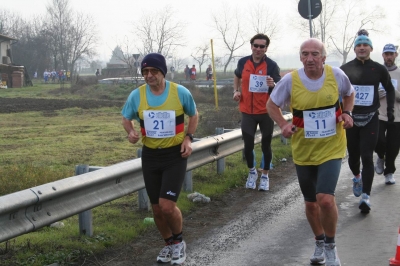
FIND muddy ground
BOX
[0,97,124,114]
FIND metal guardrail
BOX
[0,113,292,243]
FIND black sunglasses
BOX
[252,44,266,49]
[142,68,160,75]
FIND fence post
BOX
[75,165,93,237]
[136,149,150,210]
[215,127,226,174]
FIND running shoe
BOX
[171,240,186,265]
[310,240,325,265]
[157,245,172,263]
[245,171,258,189]
[258,176,269,191]
[324,243,341,266]
[352,175,362,197]
[385,173,396,185]
[359,193,371,213]
[375,158,384,175]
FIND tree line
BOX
[0,0,388,79]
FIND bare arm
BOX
[340,92,355,129]
[267,98,295,138]
[181,110,199,158]
[233,75,241,102]
[122,117,140,144]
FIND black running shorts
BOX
[141,144,187,204]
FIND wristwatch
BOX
[343,111,352,117]
[186,133,194,141]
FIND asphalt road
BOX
[181,155,400,266]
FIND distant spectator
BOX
[43,69,49,83]
[33,71,37,79]
[95,69,100,76]
[184,65,190,80]
[206,65,213,81]
[66,70,71,81]
[58,70,63,83]
[190,65,196,81]
[170,66,175,80]
[51,69,57,83]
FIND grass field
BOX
[0,81,292,265]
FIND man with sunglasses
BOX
[233,33,281,191]
[121,53,198,265]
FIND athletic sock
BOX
[164,236,173,245]
[325,236,335,244]
[173,232,183,243]
[315,234,325,241]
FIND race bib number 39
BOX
[143,110,176,138]
[354,85,374,106]
[303,107,336,138]
[249,74,268,93]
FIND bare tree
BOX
[67,12,98,76]
[290,0,340,43]
[133,6,185,58]
[12,17,52,75]
[211,5,247,74]
[0,9,24,37]
[174,57,186,73]
[327,1,385,64]
[248,3,281,41]
[45,0,98,76]
[191,43,210,73]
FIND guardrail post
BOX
[136,149,150,210]
[183,171,192,192]
[215,127,226,174]
[183,137,200,192]
[75,165,93,237]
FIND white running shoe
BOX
[324,243,341,266]
[375,158,384,175]
[171,240,186,265]
[385,173,396,185]
[245,171,258,189]
[258,176,269,191]
[156,245,172,263]
[310,239,325,265]
[359,193,371,213]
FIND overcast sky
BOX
[3,0,400,69]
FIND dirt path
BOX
[74,159,297,266]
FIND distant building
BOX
[107,46,129,68]
[0,33,16,64]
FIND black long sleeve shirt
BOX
[340,58,394,115]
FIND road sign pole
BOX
[308,0,313,37]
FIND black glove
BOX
[387,110,395,123]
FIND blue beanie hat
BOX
[354,35,373,49]
[141,53,167,77]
